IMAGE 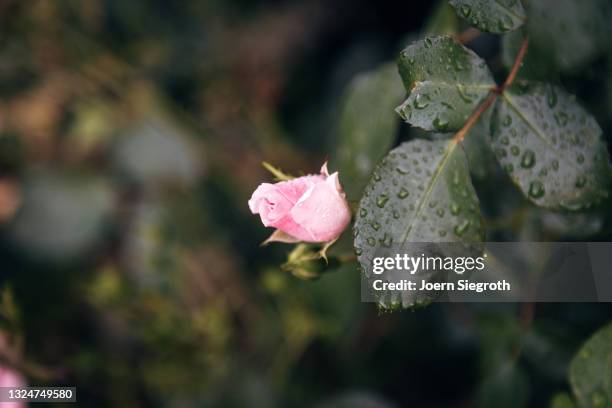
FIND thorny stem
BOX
[452,38,529,144]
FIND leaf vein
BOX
[400,141,457,248]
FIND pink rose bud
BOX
[248,163,351,243]
[0,365,26,408]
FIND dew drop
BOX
[554,111,568,126]
[450,203,461,215]
[360,208,368,217]
[460,4,471,18]
[510,146,520,156]
[502,115,512,126]
[366,237,376,246]
[371,221,381,231]
[575,175,587,188]
[397,188,409,199]
[528,181,545,198]
[377,194,389,208]
[413,93,431,109]
[520,149,535,168]
[454,219,470,236]
[433,116,450,132]
[380,233,393,248]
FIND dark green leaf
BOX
[396,36,494,132]
[449,0,526,33]
[353,138,484,308]
[461,105,498,179]
[568,322,612,408]
[502,0,612,75]
[426,109,498,180]
[334,63,404,199]
[491,82,611,211]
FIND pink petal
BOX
[290,177,351,242]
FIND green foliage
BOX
[449,0,526,33]
[335,63,405,199]
[461,108,498,179]
[491,82,611,210]
[350,0,612,310]
[568,323,612,408]
[281,244,340,280]
[353,138,483,307]
[396,36,494,132]
[502,0,612,76]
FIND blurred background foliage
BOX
[0,0,611,406]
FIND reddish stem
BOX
[452,37,529,144]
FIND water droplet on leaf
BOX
[528,181,545,198]
[454,219,470,236]
[521,149,535,168]
[433,116,449,132]
[413,93,431,109]
[554,111,568,126]
[450,203,461,215]
[377,194,389,208]
[397,188,409,199]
